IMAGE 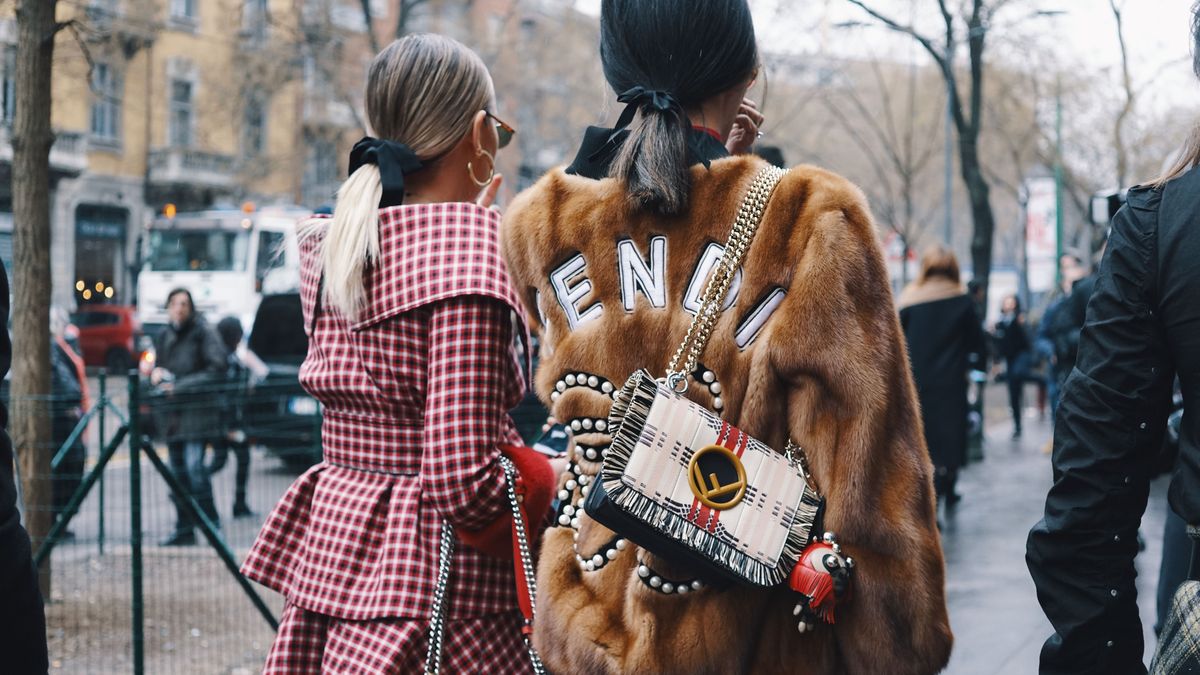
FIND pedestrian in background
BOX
[241,34,560,673]
[207,316,254,518]
[1027,3,1200,670]
[49,306,87,539]
[899,245,987,511]
[0,260,49,672]
[993,294,1032,439]
[1034,252,1089,420]
[152,287,227,546]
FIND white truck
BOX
[136,205,308,337]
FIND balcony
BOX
[147,147,236,189]
[303,98,358,129]
[0,126,89,176]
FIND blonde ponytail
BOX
[323,165,384,319]
[317,33,494,320]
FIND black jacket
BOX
[0,260,49,671]
[1027,166,1200,674]
[153,314,227,442]
[900,292,987,471]
[993,313,1031,364]
[1048,275,1097,376]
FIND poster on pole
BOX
[1025,177,1058,294]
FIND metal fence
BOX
[13,371,313,674]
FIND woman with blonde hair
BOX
[501,0,952,671]
[898,245,987,511]
[241,34,560,672]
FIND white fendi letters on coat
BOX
[549,237,781,347]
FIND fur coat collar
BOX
[897,276,966,311]
[502,156,952,674]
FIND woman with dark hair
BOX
[153,287,227,545]
[899,246,987,510]
[502,1,952,672]
[1027,3,1200,672]
[993,293,1032,438]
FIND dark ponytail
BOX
[600,0,758,215]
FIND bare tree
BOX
[359,0,381,53]
[395,0,434,38]
[11,0,58,593]
[821,57,943,285]
[1109,0,1135,190]
[845,0,1007,304]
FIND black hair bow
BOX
[589,86,686,162]
[348,137,424,208]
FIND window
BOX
[90,62,123,143]
[0,46,15,127]
[306,138,337,186]
[169,79,193,148]
[72,312,120,328]
[243,95,266,157]
[170,0,196,21]
[88,0,119,19]
[146,230,250,272]
[243,0,268,44]
[256,230,286,285]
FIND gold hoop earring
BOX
[468,148,495,188]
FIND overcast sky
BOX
[573,0,1200,109]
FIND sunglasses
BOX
[485,110,516,149]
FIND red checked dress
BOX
[241,202,541,673]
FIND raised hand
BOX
[725,98,765,156]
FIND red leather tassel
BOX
[788,549,839,624]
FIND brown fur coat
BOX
[501,156,952,674]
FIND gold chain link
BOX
[666,165,787,384]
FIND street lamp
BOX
[1035,9,1068,287]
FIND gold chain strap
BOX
[665,165,788,391]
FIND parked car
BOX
[71,304,144,372]
[244,293,321,470]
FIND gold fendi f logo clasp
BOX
[688,445,748,510]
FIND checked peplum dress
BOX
[241,202,547,673]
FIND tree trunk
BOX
[962,150,996,308]
[12,0,57,595]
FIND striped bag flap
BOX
[604,369,822,587]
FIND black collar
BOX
[565,126,729,180]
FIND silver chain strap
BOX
[424,458,546,674]
[424,521,455,674]
[665,166,788,391]
[499,455,547,675]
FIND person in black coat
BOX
[1027,8,1200,669]
[152,288,227,545]
[0,260,50,672]
[899,245,987,508]
[993,294,1032,438]
[206,316,253,518]
[49,323,86,537]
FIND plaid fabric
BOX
[264,603,531,674]
[1152,580,1200,674]
[242,203,536,621]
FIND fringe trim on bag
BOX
[602,370,822,587]
[605,370,657,468]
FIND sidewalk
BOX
[941,402,1168,674]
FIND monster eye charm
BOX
[789,532,854,632]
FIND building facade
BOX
[0,0,599,309]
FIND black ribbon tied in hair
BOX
[348,137,424,208]
[589,86,715,169]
